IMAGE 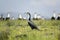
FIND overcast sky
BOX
[0,0,60,18]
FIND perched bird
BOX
[26,12,40,31]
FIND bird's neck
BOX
[29,14,31,21]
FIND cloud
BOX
[30,0,57,7]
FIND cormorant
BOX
[26,12,40,31]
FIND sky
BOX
[0,0,60,18]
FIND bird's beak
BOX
[25,12,30,15]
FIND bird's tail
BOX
[37,28,42,31]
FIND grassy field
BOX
[0,20,60,40]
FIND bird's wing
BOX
[28,21,40,31]
[28,21,37,27]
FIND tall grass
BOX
[0,20,60,40]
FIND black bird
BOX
[26,12,40,31]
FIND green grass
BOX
[0,20,60,40]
